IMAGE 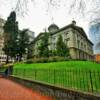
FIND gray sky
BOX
[0,0,94,37]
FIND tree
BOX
[1,0,100,24]
[27,44,33,59]
[38,32,49,57]
[56,35,69,57]
[14,0,100,23]
[17,29,30,61]
[3,11,19,63]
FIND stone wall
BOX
[9,75,100,100]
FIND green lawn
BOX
[14,61,100,69]
[13,61,100,93]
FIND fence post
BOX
[23,69,25,78]
[16,69,17,76]
[54,69,55,85]
[49,69,50,83]
[34,69,36,80]
[82,70,86,91]
[89,70,93,93]
[86,70,89,92]
[94,70,97,93]
[98,71,100,85]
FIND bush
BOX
[48,56,58,62]
[25,59,33,64]
[48,56,70,62]
[25,56,70,64]
[34,58,48,63]
[41,58,48,63]
[25,57,48,64]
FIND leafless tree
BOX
[15,0,29,17]
[7,0,100,24]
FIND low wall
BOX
[9,75,100,100]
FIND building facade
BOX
[95,54,100,63]
[0,18,7,63]
[89,23,100,54]
[31,21,94,60]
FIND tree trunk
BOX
[19,54,22,61]
[6,55,9,64]
[16,55,19,62]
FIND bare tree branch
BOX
[3,0,100,24]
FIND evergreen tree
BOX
[56,35,69,57]
[17,29,29,61]
[38,32,49,57]
[3,11,19,63]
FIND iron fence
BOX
[13,68,100,94]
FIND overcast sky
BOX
[0,0,92,37]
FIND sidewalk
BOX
[0,78,54,100]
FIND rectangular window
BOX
[77,40,80,49]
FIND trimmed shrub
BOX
[25,56,71,64]
[25,59,33,64]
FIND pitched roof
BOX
[51,24,93,45]
[30,32,49,45]
[30,33,43,45]
[30,24,93,45]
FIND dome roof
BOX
[48,24,59,33]
[48,24,59,30]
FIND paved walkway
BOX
[0,78,54,100]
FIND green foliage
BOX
[3,11,30,62]
[17,29,30,61]
[3,11,19,63]
[38,32,49,57]
[25,59,33,64]
[25,56,69,64]
[3,11,17,34]
[27,43,33,59]
[49,50,57,56]
[56,35,69,57]
[25,58,48,64]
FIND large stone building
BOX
[0,18,7,63]
[31,21,94,60]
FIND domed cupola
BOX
[48,24,59,33]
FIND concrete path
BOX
[0,78,54,100]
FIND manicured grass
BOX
[14,61,100,70]
[13,61,100,93]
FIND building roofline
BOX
[31,24,93,45]
[30,32,44,45]
[50,24,93,45]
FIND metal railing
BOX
[13,68,100,94]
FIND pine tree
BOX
[3,11,19,63]
[56,35,69,57]
[38,32,49,57]
[17,29,30,61]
